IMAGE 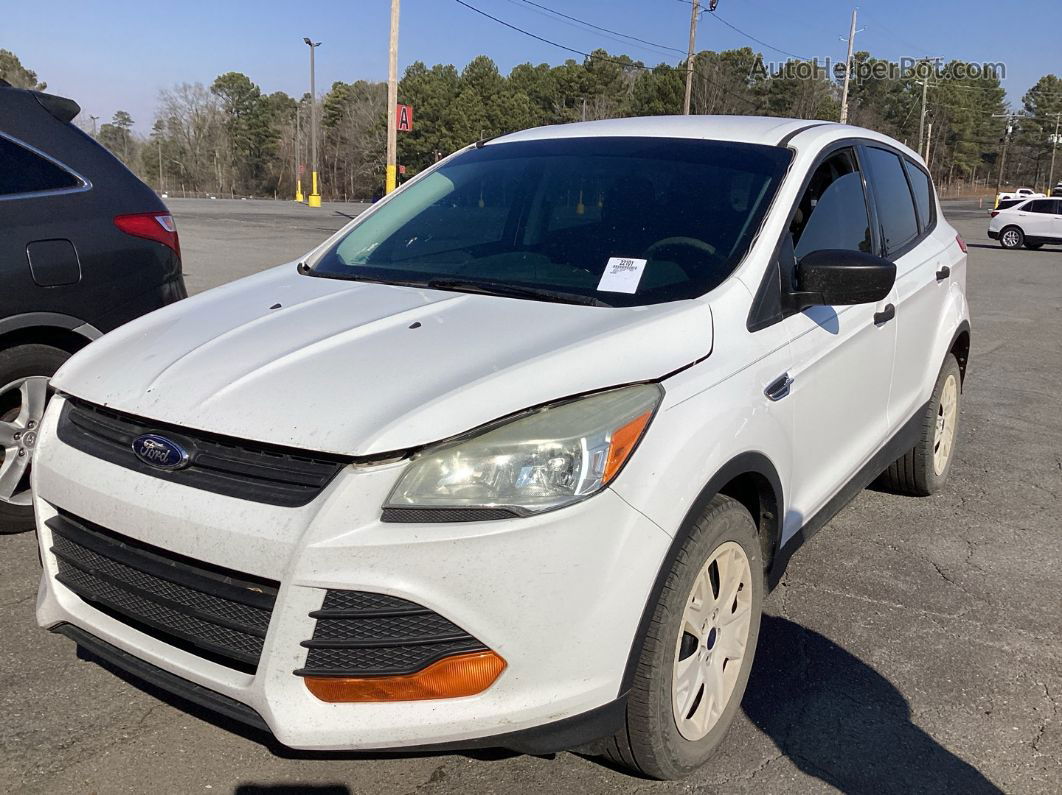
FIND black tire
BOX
[0,344,70,534]
[879,353,962,497]
[1024,241,1043,250]
[999,226,1024,249]
[605,495,764,780]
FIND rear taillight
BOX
[990,211,1000,218]
[956,234,967,253]
[114,213,180,258]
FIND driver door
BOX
[781,147,897,524]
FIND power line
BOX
[509,0,686,57]
[673,0,809,60]
[451,0,760,108]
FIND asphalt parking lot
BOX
[1,199,1059,793]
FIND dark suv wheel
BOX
[0,344,69,533]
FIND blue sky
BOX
[7,0,1059,132]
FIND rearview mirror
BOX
[787,249,896,310]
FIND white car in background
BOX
[989,196,1062,249]
[31,116,970,779]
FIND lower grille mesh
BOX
[48,512,278,673]
[295,590,488,677]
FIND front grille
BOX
[48,512,278,673]
[295,590,488,677]
[57,398,350,507]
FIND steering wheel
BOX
[644,236,725,277]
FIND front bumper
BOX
[33,395,670,751]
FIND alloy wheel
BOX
[0,376,50,506]
[1001,229,1021,248]
[672,540,753,741]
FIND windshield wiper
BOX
[424,278,612,307]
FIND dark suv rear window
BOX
[0,135,82,196]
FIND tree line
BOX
[4,48,1061,200]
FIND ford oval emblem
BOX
[131,434,190,470]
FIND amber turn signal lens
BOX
[603,410,653,483]
[304,650,506,703]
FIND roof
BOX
[491,114,926,167]
[493,115,835,147]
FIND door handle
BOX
[764,373,793,401]
[874,304,896,325]
[935,265,951,281]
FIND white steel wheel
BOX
[671,540,753,741]
[933,373,958,476]
[0,376,50,507]
[606,495,764,780]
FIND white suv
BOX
[31,116,969,780]
[989,196,1062,249]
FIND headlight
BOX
[386,384,663,515]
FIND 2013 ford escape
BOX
[32,116,970,780]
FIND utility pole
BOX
[917,77,929,158]
[838,8,858,124]
[914,57,942,159]
[1048,112,1061,194]
[682,0,700,115]
[304,37,322,207]
[993,115,1014,196]
[157,138,163,194]
[925,121,933,169]
[386,0,401,194]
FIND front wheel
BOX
[0,344,70,533]
[999,226,1024,249]
[605,495,764,779]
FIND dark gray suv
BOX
[0,81,186,532]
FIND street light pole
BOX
[304,37,322,207]
[386,0,400,194]
[1048,112,1061,195]
[294,106,303,202]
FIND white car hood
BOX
[54,265,712,456]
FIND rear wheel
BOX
[0,345,69,534]
[879,354,962,497]
[999,226,1024,249]
[605,495,763,779]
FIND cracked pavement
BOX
[1,199,1059,793]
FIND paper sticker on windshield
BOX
[597,257,647,294]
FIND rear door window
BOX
[0,135,81,196]
[905,161,934,230]
[1027,199,1057,214]
[791,148,873,260]
[863,146,919,254]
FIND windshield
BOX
[311,137,792,307]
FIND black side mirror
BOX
[786,249,896,310]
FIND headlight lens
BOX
[386,384,663,514]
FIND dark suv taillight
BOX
[114,213,180,259]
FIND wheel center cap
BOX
[20,430,37,450]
